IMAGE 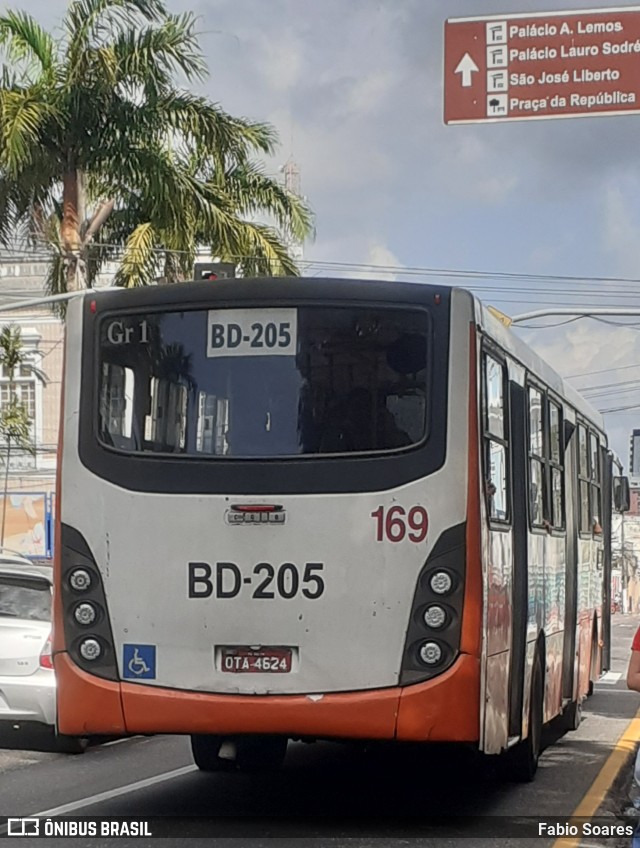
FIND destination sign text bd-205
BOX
[444,6,640,124]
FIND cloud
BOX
[303,236,402,280]
[257,33,304,93]
[602,184,640,278]
[519,319,640,467]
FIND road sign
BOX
[444,6,640,124]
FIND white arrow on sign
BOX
[454,53,479,87]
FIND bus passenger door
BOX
[561,419,578,705]
[600,449,613,672]
[508,381,528,738]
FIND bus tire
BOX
[54,733,88,755]
[235,736,288,774]
[506,653,543,783]
[560,697,582,732]
[587,627,599,697]
[190,735,234,772]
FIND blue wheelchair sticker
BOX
[123,644,156,680]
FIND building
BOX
[0,257,115,557]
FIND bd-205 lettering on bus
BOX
[187,561,325,600]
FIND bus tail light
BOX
[429,571,454,595]
[69,568,92,592]
[73,601,98,626]
[423,605,447,629]
[419,641,443,665]
[400,522,466,685]
[60,524,119,681]
[79,638,103,661]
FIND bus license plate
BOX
[219,646,292,673]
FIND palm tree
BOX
[0,0,313,292]
[0,325,46,545]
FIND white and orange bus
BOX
[52,278,627,780]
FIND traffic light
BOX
[194,262,236,281]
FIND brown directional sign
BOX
[444,6,640,124]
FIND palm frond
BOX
[232,223,301,277]
[0,88,53,177]
[65,0,166,45]
[222,161,314,242]
[112,12,206,89]
[113,221,158,286]
[157,92,277,159]
[0,325,25,377]
[43,250,67,297]
[64,0,167,84]
[0,397,35,451]
[0,178,16,246]
[0,11,56,77]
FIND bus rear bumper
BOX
[55,652,480,742]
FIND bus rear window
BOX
[97,306,430,458]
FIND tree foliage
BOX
[0,0,314,290]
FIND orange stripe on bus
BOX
[55,651,479,742]
[55,653,127,736]
[120,680,400,739]
[461,323,482,657]
[396,653,480,741]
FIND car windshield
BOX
[0,575,51,622]
[98,305,430,458]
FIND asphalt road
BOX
[1,614,639,847]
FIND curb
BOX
[554,709,640,848]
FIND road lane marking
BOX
[552,705,640,848]
[0,764,197,832]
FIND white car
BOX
[0,552,86,753]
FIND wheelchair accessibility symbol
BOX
[122,644,156,680]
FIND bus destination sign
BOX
[444,6,640,124]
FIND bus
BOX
[52,278,628,781]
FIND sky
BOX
[7,0,640,467]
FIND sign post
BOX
[444,6,640,124]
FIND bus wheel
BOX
[235,736,288,774]
[54,733,89,754]
[560,697,582,732]
[190,735,234,772]
[587,630,598,697]
[506,653,543,783]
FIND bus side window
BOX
[100,363,134,449]
[548,400,565,530]
[483,353,509,523]
[590,431,602,535]
[577,424,590,535]
[528,386,545,528]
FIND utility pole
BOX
[621,511,627,613]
